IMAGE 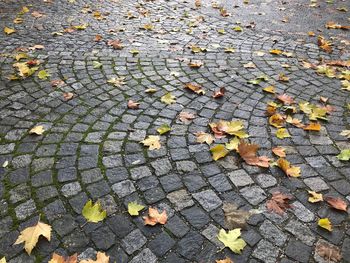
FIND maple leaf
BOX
[237,140,270,168]
[272,146,286,158]
[184,83,205,95]
[29,125,45,135]
[14,220,51,255]
[243,62,256,68]
[278,73,289,82]
[225,137,240,151]
[224,47,235,53]
[178,112,195,123]
[161,93,176,104]
[48,253,78,263]
[4,27,16,35]
[214,120,248,138]
[304,122,321,131]
[308,190,323,203]
[277,158,301,177]
[145,88,157,93]
[336,149,350,161]
[140,135,161,150]
[341,80,350,91]
[195,132,215,145]
[93,61,102,69]
[195,0,201,7]
[269,113,285,128]
[63,92,74,101]
[15,53,29,61]
[107,39,123,50]
[127,100,140,109]
[277,93,294,105]
[82,200,107,223]
[216,257,233,263]
[318,218,332,231]
[210,145,229,161]
[315,241,342,262]
[80,252,109,263]
[157,124,171,135]
[217,228,246,254]
[107,77,126,87]
[270,49,283,55]
[31,11,44,18]
[212,87,225,98]
[326,21,350,30]
[94,35,102,42]
[51,79,64,87]
[266,192,293,215]
[129,49,139,55]
[13,62,38,78]
[143,207,167,226]
[276,128,291,139]
[37,70,50,80]
[128,202,145,216]
[324,197,348,211]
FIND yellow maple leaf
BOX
[80,252,109,263]
[318,218,332,232]
[217,228,246,254]
[157,124,171,135]
[14,221,51,255]
[308,190,323,203]
[263,86,275,94]
[225,137,240,151]
[141,135,161,150]
[4,27,16,35]
[210,145,229,161]
[0,257,6,263]
[276,128,291,139]
[29,125,45,135]
[128,202,145,216]
[161,93,176,104]
[341,80,350,91]
[82,200,107,223]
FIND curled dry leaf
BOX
[107,39,123,50]
[14,220,51,255]
[48,253,78,263]
[216,257,233,263]
[266,192,293,215]
[29,125,45,135]
[263,86,275,94]
[223,202,257,230]
[212,87,225,98]
[237,140,270,168]
[178,111,195,123]
[51,79,64,87]
[143,207,168,226]
[304,122,321,131]
[308,190,323,203]
[315,240,342,262]
[318,218,332,232]
[188,60,203,68]
[326,21,350,30]
[272,146,286,158]
[127,100,140,109]
[184,83,205,95]
[324,196,348,211]
[318,36,333,53]
[277,158,301,177]
[31,11,44,18]
[94,34,102,42]
[63,92,74,101]
[195,131,215,145]
[269,113,285,128]
[340,130,350,138]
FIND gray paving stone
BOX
[291,201,315,222]
[167,189,194,210]
[121,229,147,255]
[229,169,254,187]
[15,199,36,220]
[259,220,287,247]
[240,186,266,205]
[112,180,136,198]
[285,219,316,246]
[252,240,280,263]
[192,189,222,211]
[303,177,329,192]
[129,248,157,263]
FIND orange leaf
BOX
[269,113,285,128]
[304,122,321,131]
[272,146,286,158]
[94,35,103,42]
[266,192,293,215]
[107,39,123,50]
[237,140,270,168]
[127,100,140,109]
[184,83,205,95]
[277,158,301,177]
[63,92,74,101]
[48,253,78,263]
[277,93,294,105]
[188,60,203,68]
[213,87,225,98]
[324,197,348,212]
[51,79,64,88]
[318,36,333,53]
[216,257,233,263]
[143,207,168,226]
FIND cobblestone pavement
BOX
[0,0,350,262]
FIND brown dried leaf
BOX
[315,240,342,262]
[237,140,270,168]
[107,39,123,50]
[213,87,225,98]
[127,100,140,109]
[178,111,195,123]
[266,192,293,215]
[48,253,78,263]
[324,196,348,212]
[184,83,205,95]
[143,207,167,226]
[318,36,333,53]
[277,93,294,105]
[63,92,74,101]
[277,158,301,177]
[272,146,286,158]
